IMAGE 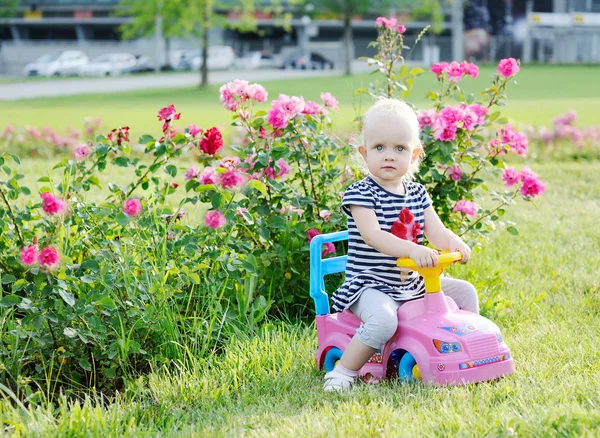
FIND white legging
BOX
[351,278,480,350]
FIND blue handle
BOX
[309,231,349,315]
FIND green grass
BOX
[2,65,599,143]
[1,159,599,436]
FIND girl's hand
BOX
[449,236,471,263]
[409,246,439,268]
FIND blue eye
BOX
[396,146,405,152]
[375,145,383,151]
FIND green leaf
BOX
[79,358,92,372]
[165,164,177,177]
[267,215,286,229]
[64,327,78,338]
[113,157,130,167]
[139,134,155,144]
[81,259,100,272]
[116,212,131,227]
[248,180,268,196]
[0,295,20,307]
[1,274,16,284]
[409,67,425,76]
[506,226,519,235]
[12,279,27,292]
[97,296,116,309]
[8,153,21,165]
[58,289,75,306]
[211,193,222,209]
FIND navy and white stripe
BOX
[331,176,432,312]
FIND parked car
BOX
[78,53,137,76]
[24,51,89,77]
[177,46,236,71]
[122,55,155,74]
[235,51,282,70]
[281,51,334,70]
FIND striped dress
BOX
[331,176,432,313]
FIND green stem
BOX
[124,155,164,199]
[459,192,519,237]
[0,183,24,246]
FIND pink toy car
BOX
[310,231,515,385]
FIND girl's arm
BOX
[350,205,438,267]
[423,206,471,262]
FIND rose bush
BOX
[361,18,546,243]
[1,18,546,398]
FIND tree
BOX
[313,0,444,76]
[181,0,267,88]
[314,0,394,76]
[116,0,188,70]
[0,0,19,19]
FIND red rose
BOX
[199,127,224,155]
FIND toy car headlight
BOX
[433,339,462,354]
[496,332,503,343]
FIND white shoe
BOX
[323,369,355,392]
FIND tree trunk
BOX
[165,37,170,69]
[343,14,353,76]
[200,25,209,87]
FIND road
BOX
[0,68,347,101]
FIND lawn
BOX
[1,159,598,436]
[1,65,599,436]
[2,65,599,144]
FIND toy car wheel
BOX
[399,351,421,382]
[323,347,343,372]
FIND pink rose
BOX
[199,167,220,185]
[446,61,465,82]
[497,58,520,78]
[520,177,546,198]
[220,171,245,189]
[246,83,268,103]
[418,109,438,129]
[272,94,305,118]
[186,124,203,137]
[205,210,226,229]
[38,246,60,269]
[219,156,241,171]
[320,92,339,110]
[267,108,290,129]
[439,106,461,126]
[20,245,39,265]
[40,192,66,216]
[453,200,477,217]
[321,242,336,257]
[319,210,333,222]
[462,61,479,78]
[459,107,478,131]
[73,144,91,160]
[376,17,397,29]
[123,199,143,217]
[302,100,321,115]
[429,62,448,79]
[185,166,200,181]
[434,124,457,142]
[449,165,462,181]
[396,24,406,34]
[502,167,520,187]
[157,104,180,122]
[468,103,489,125]
[306,228,321,243]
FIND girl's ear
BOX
[411,146,423,162]
[358,145,367,160]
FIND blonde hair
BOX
[359,98,424,181]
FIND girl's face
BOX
[359,113,422,183]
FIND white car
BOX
[187,46,236,70]
[78,53,137,76]
[235,51,282,70]
[24,51,89,77]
